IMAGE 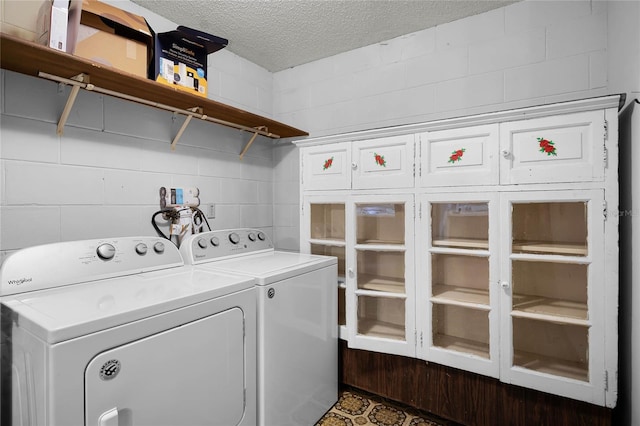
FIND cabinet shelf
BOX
[432,238,489,250]
[431,285,490,308]
[511,295,589,325]
[432,334,490,359]
[308,238,346,247]
[512,241,587,256]
[357,319,406,341]
[0,33,307,141]
[358,274,405,294]
[513,350,588,382]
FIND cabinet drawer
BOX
[301,142,351,190]
[499,111,605,184]
[419,124,499,187]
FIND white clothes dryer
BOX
[180,229,338,426]
[0,236,256,426]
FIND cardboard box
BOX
[37,0,73,52]
[152,26,227,97]
[69,0,153,78]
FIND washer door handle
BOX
[99,408,119,426]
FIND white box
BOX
[37,0,70,52]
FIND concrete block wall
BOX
[0,0,276,260]
[271,0,612,252]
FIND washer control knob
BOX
[248,232,256,242]
[97,243,116,260]
[257,232,266,241]
[153,242,165,254]
[197,238,208,249]
[229,232,240,244]
[210,237,220,247]
[135,243,148,255]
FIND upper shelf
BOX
[0,33,308,139]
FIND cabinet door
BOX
[417,193,500,378]
[347,194,415,357]
[352,135,415,189]
[499,111,606,185]
[301,196,348,339]
[499,190,607,405]
[301,142,351,190]
[418,124,499,187]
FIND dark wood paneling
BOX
[339,341,613,426]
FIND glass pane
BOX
[431,203,488,249]
[357,250,405,293]
[310,203,345,240]
[512,261,588,321]
[311,244,346,279]
[356,203,404,245]
[512,317,588,382]
[431,254,489,306]
[512,202,587,256]
[357,296,405,341]
[432,304,490,358]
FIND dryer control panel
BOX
[181,228,274,264]
[0,237,183,296]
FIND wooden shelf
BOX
[432,334,490,359]
[309,238,346,247]
[511,295,589,325]
[513,350,588,382]
[431,284,490,308]
[432,238,489,250]
[358,274,405,294]
[357,319,405,341]
[0,33,308,140]
[512,241,587,256]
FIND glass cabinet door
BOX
[500,190,606,404]
[348,194,415,357]
[304,199,348,338]
[419,194,499,378]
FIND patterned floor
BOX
[315,388,457,426]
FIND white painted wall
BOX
[0,0,277,261]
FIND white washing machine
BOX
[180,229,338,426]
[0,236,256,426]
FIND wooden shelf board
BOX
[432,238,489,250]
[358,319,405,341]
[513,350,588,382]
[358,274,405,294]
[0,33,308,139]
[309,238,346,247]
[431,284,490,307]
[512,295,588,322]
[512,241,587,256]
[432,334,490,359]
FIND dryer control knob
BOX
[197,238,208,249]
[97,243,116,260]
[210,237,220,247]
[229,232,240,244]
[257,232,266,241]
[153,242,165,254]
[135,243,148,255]
[248,232,256,241]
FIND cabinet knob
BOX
[501,149,511,159]
[500,281,510,289]
[351,162,358,170]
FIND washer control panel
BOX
[181,229,274,264]
[0,237,183,296]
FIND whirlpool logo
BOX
[7,277,32,286]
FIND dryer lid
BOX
[1,267,254,343]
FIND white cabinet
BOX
[302,194,415,357]
[302,135,415,190]
[296,95,620,408]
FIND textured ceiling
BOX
[131,0,517,72]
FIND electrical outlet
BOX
[207,204,215,219]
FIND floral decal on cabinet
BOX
[448,148,466,163]
[374,152,386,167]
[323,157,334,170]
[538,137,557,156]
